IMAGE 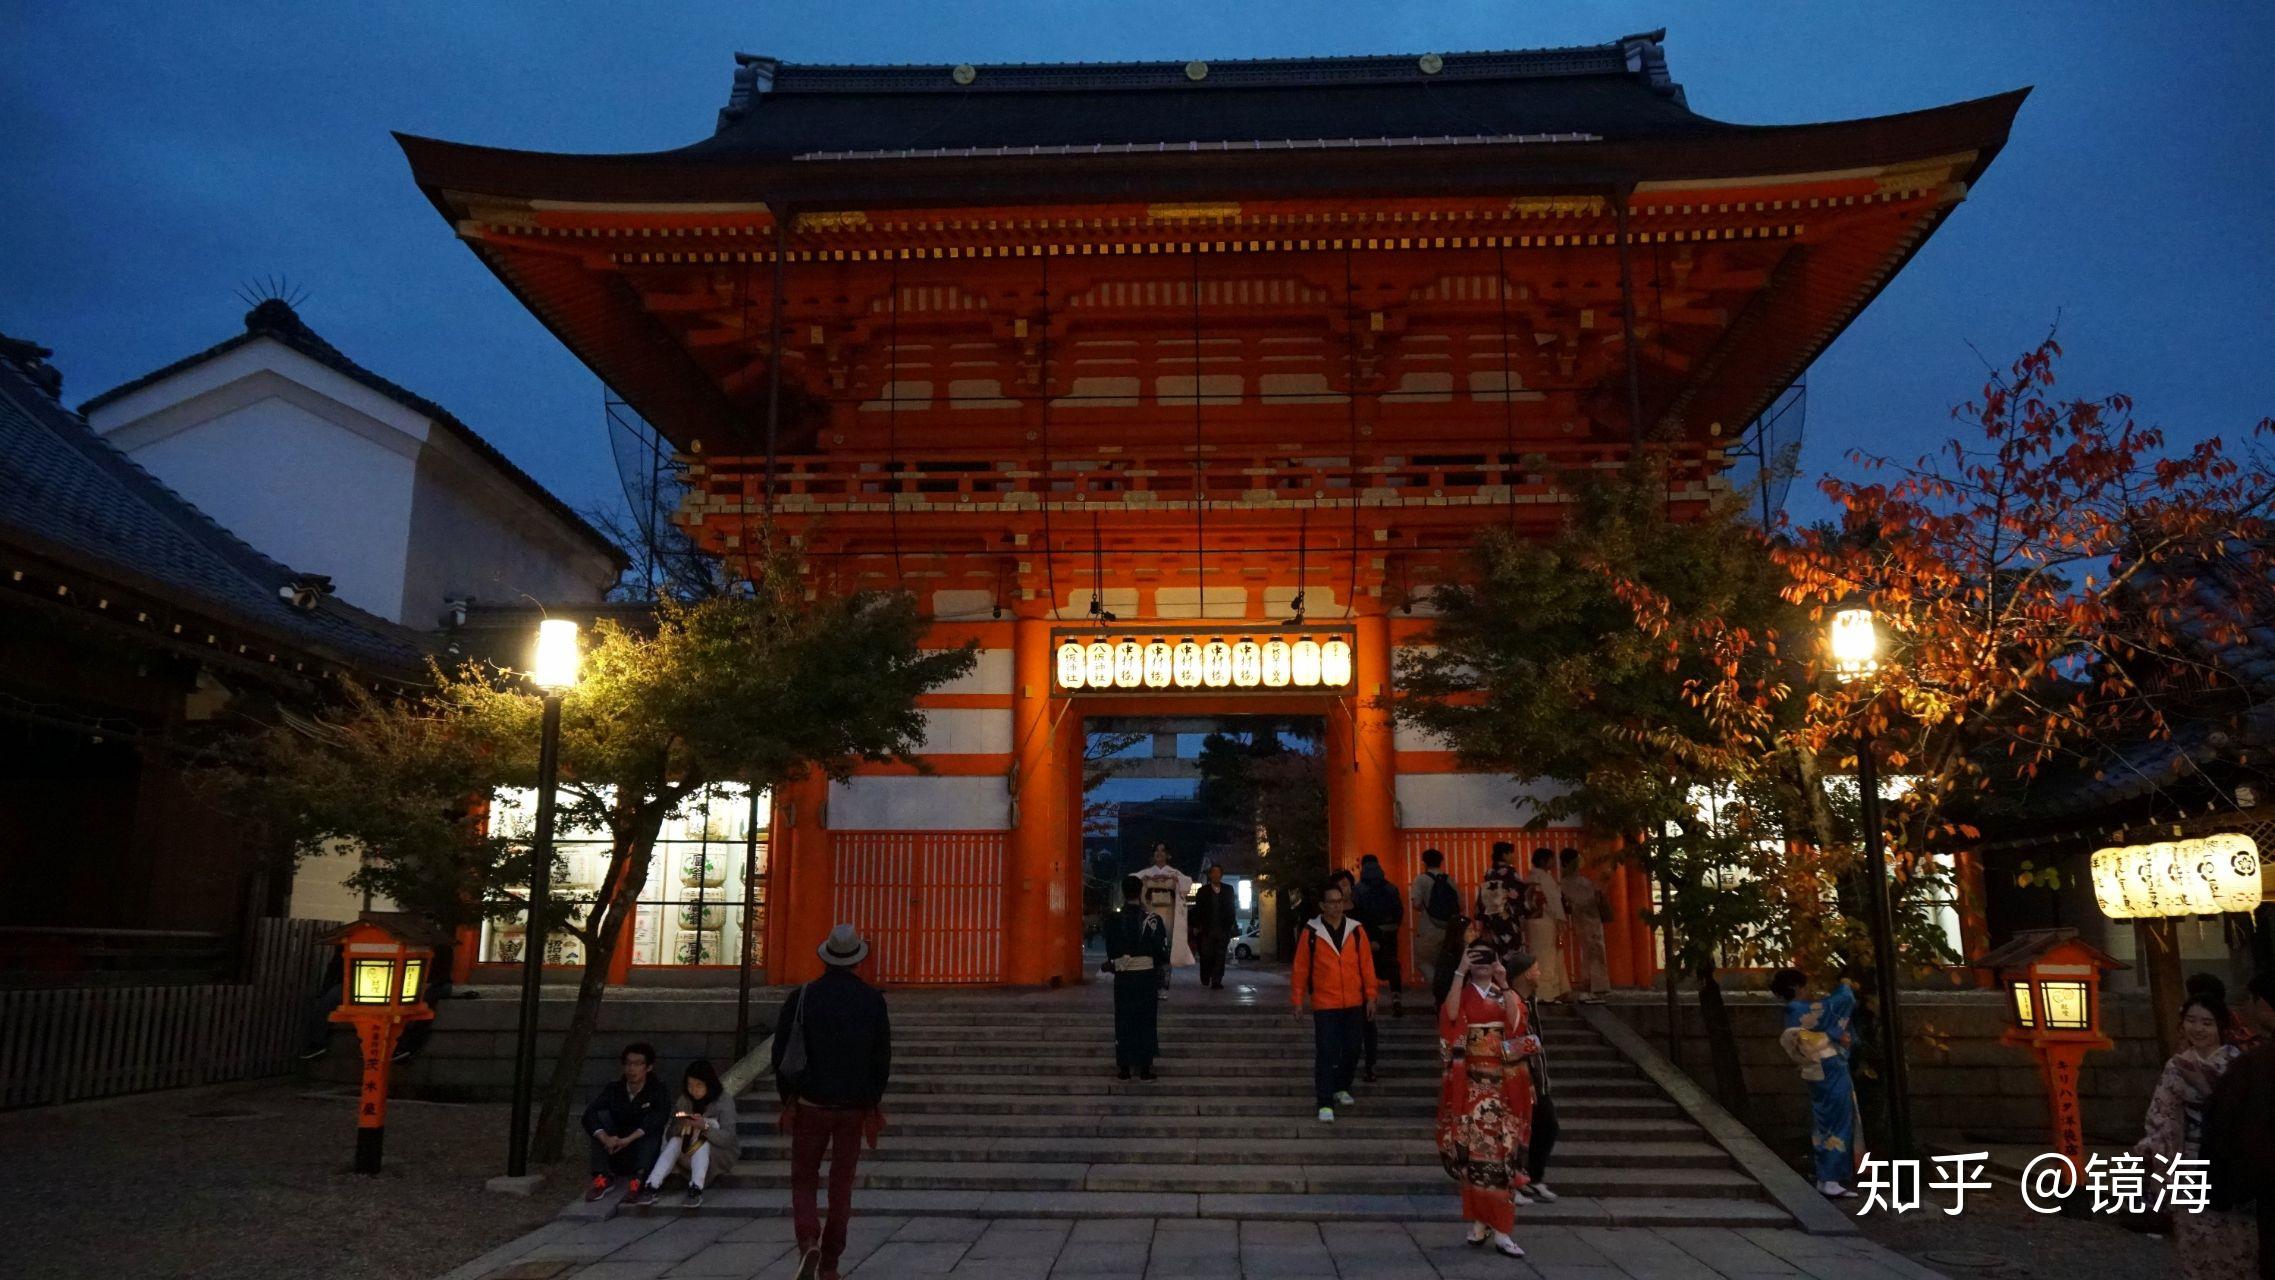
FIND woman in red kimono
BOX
[1437,934,1538,1259]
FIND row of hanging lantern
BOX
[1055,636,1354,691]
[2090,833,2263,919]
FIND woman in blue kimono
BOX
[1770,967,1859,1199]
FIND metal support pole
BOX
[735,785,762,1059]
[1856,723,1914,1157]
[506,692,564,1176]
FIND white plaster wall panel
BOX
[828,775,1009,831]
[121,389,419,620]
[401,437,618,624]
[1152,585,1249,618]
[914,707,1013,755]
[930,589,996,621]
[1396,772,1571,829]
[1394,719,1457,753]
[924,645,1012,694]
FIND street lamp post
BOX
[1829,603,1915,1158]
[507,618,579,1177]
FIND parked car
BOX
[1227,923,1262,962]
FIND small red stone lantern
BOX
[1975,928,2127,1175]
[325,914,441,1174]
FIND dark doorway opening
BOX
[1080,715,1327,967]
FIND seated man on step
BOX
[583,1041,670,1203]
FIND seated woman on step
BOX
[635,1058,737,1208]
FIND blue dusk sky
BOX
[4,2,2269,530]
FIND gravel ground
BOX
[0,1080,570,1280]
[1853,1180,2180,1279]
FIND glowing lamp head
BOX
[1828,605,1878,683]
[531,619,582,691]
[350,956,397,1005]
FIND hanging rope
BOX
[1341,240,1361,618]
[1037,247,1062,620]
[1189,243,1206,620]
[1495,235,1518,532]
[885,253,906,590]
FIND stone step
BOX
[867,1093,1684,1119]
[889,1040,1629,1061]
[721,1159,1766,1200]
[733,1133,1733,1170]
[627,1186,1796,1227]
[883,1071,1660,1098]
[734,1111,1712,1145]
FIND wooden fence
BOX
[0,918,334,1109]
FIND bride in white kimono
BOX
[1132,843,1194,997]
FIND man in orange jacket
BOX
[1292,882,1380,1122]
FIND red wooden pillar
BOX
[1007,615,1068,986]
[1349,611,1398,879]
[1955,850,1993,983]
[1602,846,1636,989]
[767,769,833,986]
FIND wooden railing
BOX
[685,443,1722,515]
[0,918,335,1110]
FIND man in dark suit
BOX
[1190,864,1241,990]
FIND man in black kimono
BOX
[1103,873,1171,1080]
[1190,864,1240,990]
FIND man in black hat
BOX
[773,924,892,1280]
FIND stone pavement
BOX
[439,1213,1946,1280]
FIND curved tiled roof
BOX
[80,300,628,572]
[697,34,1707,158]
[1,337,433,675]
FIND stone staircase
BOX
[682,981,1796,1226]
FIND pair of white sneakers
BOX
[1819,1180,1855,1198]
[1316,1090,1359,1122]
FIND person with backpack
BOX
[1410,848,1459,994]
[1291,882,1380,1123]
[772,924,892,1280]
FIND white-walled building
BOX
[81,300,625,627]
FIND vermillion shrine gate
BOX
[403,33,2019,987]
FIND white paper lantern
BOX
[1057,641,1088,689]
[1231,640,1262,688]
[2208,834,2265,914]
[1202,640,1233,688]
[1173,640,1203,688]
[2090,847,2133,920]
[1261,639,1291,688]
[1320,638,1353,687]
[1291,639,1322,687]
[1086,641,1114,689]
[1114,640,1144,688]
[1143,641,1173,688]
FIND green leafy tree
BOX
[225,550,975,1160]
[1395,455,1797,1113]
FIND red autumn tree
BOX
[1775,336,2275,934]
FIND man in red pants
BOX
[772,925,892,1280]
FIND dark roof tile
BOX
[1,339,433,674]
